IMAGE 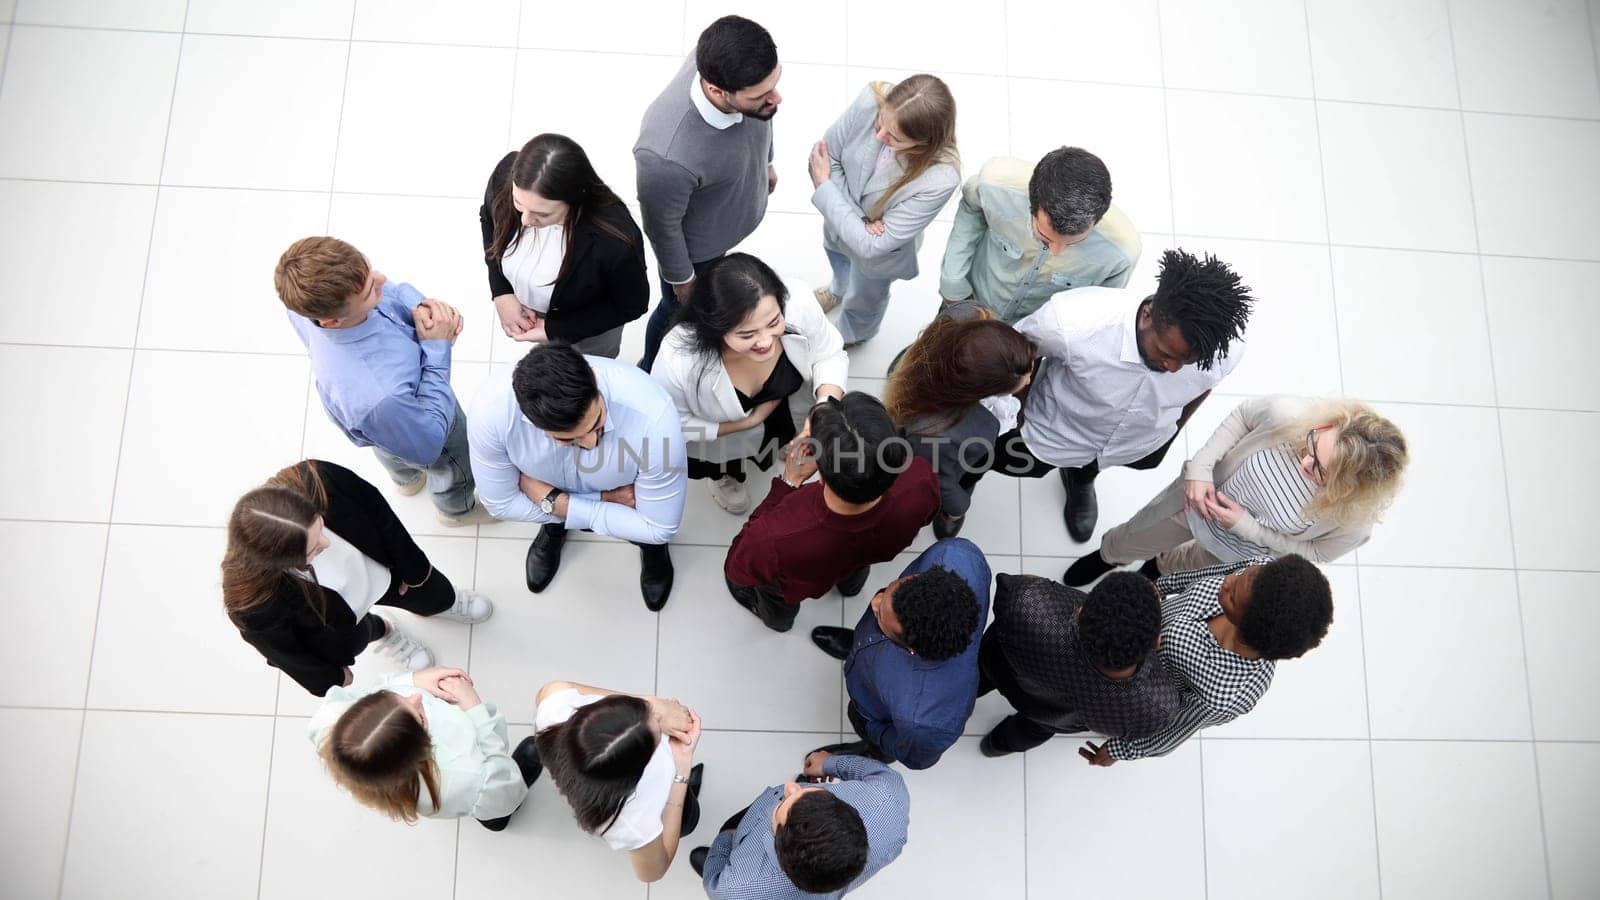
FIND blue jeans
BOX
[372,402,476,516]
[825,246,896,344]
[638,256,720,372]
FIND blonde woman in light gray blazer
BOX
[807,75,961,345]
[1063,394,1409,585]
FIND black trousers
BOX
[726,577,800,632]
[845,701,892,760]
[356,568,456,645]
[986,428,1182,481]
[976,631,1081,753]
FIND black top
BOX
[479,151,650,344]
[230,460,429,697]
[740,352,804,464]
[986,573,1179,738]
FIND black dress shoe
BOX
[525,524,567,593]
[979,733,1014,758]
[811,626,855,661]
[690,847,709,876]
[1062,550,1116,587]
[836,566,870,597]
[932,513,965,539]
[512,736,543,785]
[639,543,674,612]
[1059,467,1099,543]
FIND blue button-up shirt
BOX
[703,755,910,899]
[288,281,456,465]
[467,355,686,545]
[843,538,992,770]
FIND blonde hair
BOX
[274,236,370,320]
[866,75,959,221]
[319,691,441,824]
[1274,399,1408,526]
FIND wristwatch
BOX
[672,772,691,785]
[539,486,565,515]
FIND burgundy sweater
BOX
[724,458,940,604]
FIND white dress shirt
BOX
[1015,286,1243,468]
[501,222,565,314]
[690,72,742,129]
[297,526,389,618]
[308,672,528,820]
[468,355,687,544]
[650,276,848,464]
[533,688,677,851]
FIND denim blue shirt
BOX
[289,281,456,465]
[703,755,910,899]
[843,538,992,770]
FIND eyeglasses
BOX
[1305,425,1334,482]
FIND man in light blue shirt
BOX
[277,236,488,525]
[691,752,910,899]
[468,343,687,611]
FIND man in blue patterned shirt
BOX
[691,752,909,898]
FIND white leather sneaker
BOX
[435,589,494,624]
[710,475,750,514]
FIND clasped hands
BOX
[412,298,465,343]
[492,294,549,342]
[1183,479,1245,528]
[412,666,482,711]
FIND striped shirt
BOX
[1104,557,1276,761]
[1188,444,1316,562]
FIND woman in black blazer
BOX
[221,460,493,696]
[480,133,650,358]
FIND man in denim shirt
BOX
[938,148,1142,324]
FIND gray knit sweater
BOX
[633,53,773,283]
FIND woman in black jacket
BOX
[480,133,650,358]
[222,460,493,696]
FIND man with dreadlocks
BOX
[991,248,1255,543]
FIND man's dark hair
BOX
[1028,147,1112,236]
[892,566,979,661]
[695,15,778,93]
[1078,572,1162,670]
[1148,248,1254,371]
[511,343,599,432]
[1238,554,1332,660]
[773,791,869,893]
[807,392,909,504]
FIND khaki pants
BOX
[1099,509,1222,575]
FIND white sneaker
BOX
[371,615,434,671]
[438,502,498,527]
[435,588,493,624]
[710,475,749,514]
[813,285,842,313]
[395,473,426,496]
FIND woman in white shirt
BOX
[807,75,961,345]
[650,253,847,514]
[1064,395,1409,585]
[480,133,650,358]
[311,666,540,831]
[534,680,703,883]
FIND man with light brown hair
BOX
[276,236,492,525]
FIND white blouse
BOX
[534,688,677,851]
[501,223,566,313]
[299,526,388,618]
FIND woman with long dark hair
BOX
[222,459,492,696]
[649,252,847,515]
[884,303,1036,538]
[310,666,541,831]
[534,680,704,883]
[480,133,649,357]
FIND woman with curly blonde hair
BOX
[1064,395,1408,585]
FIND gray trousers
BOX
[569,323,625,359]
[1099,509,1222,574]
[372,403,476,516]
[825,246,897,344]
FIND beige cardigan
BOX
[1121,394,1372,563]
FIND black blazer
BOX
[231,460,430,697]
[479,152,650,344]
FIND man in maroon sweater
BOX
[725,392,940,633]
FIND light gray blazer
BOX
[810,85,960,282]
[1119,394,1374,563]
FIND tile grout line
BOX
[1299,2,1382,890]
[53,4,191,895]
[1587,0,1600,100]
[1443,3,1554,896]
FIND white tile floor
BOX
[0,2,1596,898]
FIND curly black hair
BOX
[1078,571,1161,670]
[892,565,979,662]
[774,791,868,893]
[1238,554,1333,660]
[1149,248,1254,371]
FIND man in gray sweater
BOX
[634,15,782,371]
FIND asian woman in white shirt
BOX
[534,680,704,882]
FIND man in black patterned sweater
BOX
[977,571,1179,756]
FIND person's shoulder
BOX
[976,156,1032,192]
[1053,285,1137,327]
